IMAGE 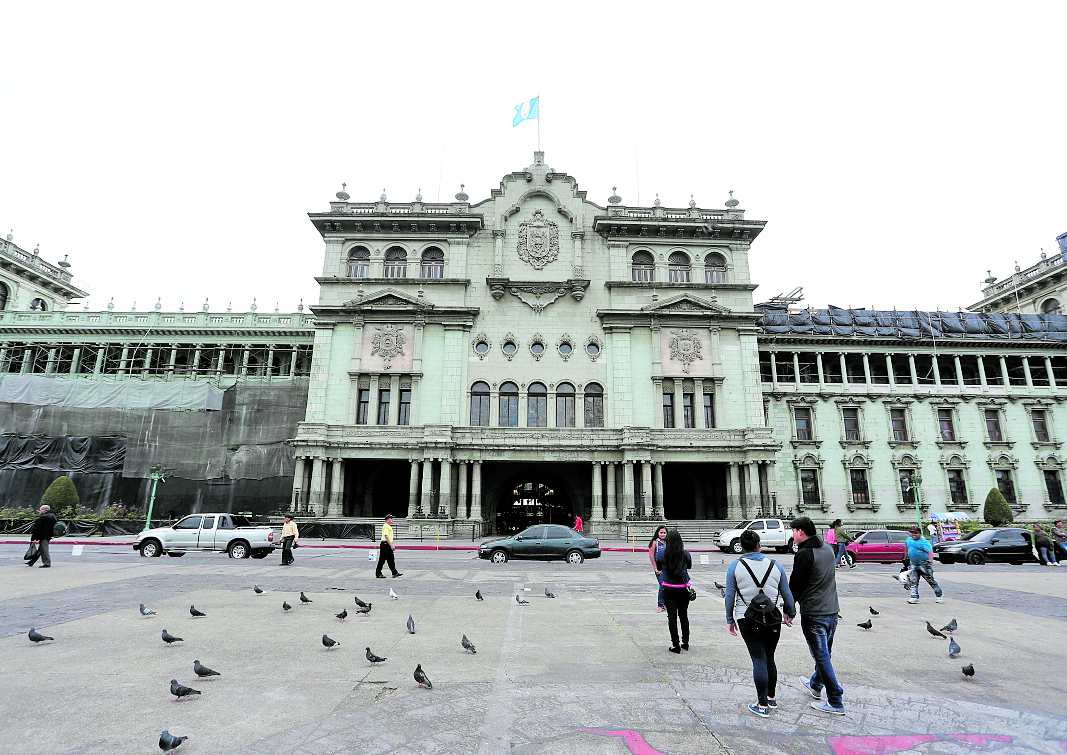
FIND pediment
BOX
[342,288,433,309]
[642,293,730,315]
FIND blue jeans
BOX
[656,572,664,607]
[835,543,847,566]
[738,617,781,707]
[1038,546,1057,565]
[908,562,942,599]
[800,613,844,709]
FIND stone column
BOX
[420,459,434,517]
[328,459,344,517]
[886,354,896,389]
[440,459,453,518]
[712,378,725,431]
[977,355,988,389]
[118,345,130,376]
[816,352,826,389]
[291,457,306,510]
[641,461,654,517]
[742,462,756,518]
[726,462,742,519]
[457,462,468,520]
[93,346,105,375]
[793,352,801,387]
[309,457,326,514]
[605,463,618,520]
[954,355,966,388]
[622,461,635,518]
[998,356,1009,387]
[1045,356,1057,388]
[769,352,778,390]
[652,378,664,428]
[839,353,849,391]
[409,376,421,426]
[469,461,483,521]
[908,353,918,385]
[572,231,584,275]
[694,378,705,428]
[652,462,664,519]
[931,355,942,387]
[861,353,871,387]
[492,229,505,274]
[408,460,420,516]
[388,375,402,426]
[1022,357,1035,389]
[591,463,603,521]
[764,461,779,516]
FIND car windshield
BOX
[732,521,753,529]
[960,529,995,542]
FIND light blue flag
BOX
[512,96,539,127]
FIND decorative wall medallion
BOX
[501,334,518,361]
[516,209,560,270]
[668,329,703,373]
[472,333,492,360]
[557,335,574,362]
[585,335,603,361]
[370,324,406,369]
[510,283,567,314]
[529,334,546,361]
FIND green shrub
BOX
[0,506,37,520]
[983,488,1013,527]
[39,476,81,520]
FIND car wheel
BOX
[228,540,251,559]
[167,552,185,558]
[967,550,987,566]
[250,550,269,559]
[489,549,509,564]
[139,539,162,558]
[788,539,798,554]
[730,539,743,554]
[566,549,585,564]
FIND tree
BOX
[983,487,1013,527]
[39,476,80,519]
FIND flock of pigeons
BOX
[856,606,974,677]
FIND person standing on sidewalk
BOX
[1051,521,1067,562]
[26,505,57,568]
[1033,525,1059,566]
[648,525,668,613]
[905,526,944,602]
[788,515,845,715]
[280,515,298,565]
[375,514,402,579]
[655,529,692,654]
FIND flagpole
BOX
[537,91,541,152]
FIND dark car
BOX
[478,524,601,564]
[842,529,911,567]
[933,527,1037,565]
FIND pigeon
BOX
[407,614,415,634]
[27,628,53,644]
[282,601,291,611]
[414,663,432,689]
[869,606,879,616]
[366,647,386,664]
[159,729,188,752]
[714,581,727,591]
[253,584,263,594]
[962,663,975,677]
[189,605,206,618]
[161,629,183,644]
[322,634,339,649]
[475,590,483,601]
[354,596,370,608]
[545,588,555,598]
[857,619,873,630]
[193,660,220,678]
[941,618,957,633]
[926,621,947,639]
[948,638,961,658]
[170,679,201,700]
[300,592,313,604]
[355,603,372,615]
[462,634,477,653]
[516,595,529,605]
[139,604,156,616]
[335,609,348,621]
[389,588,398,600]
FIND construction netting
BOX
[0,375,224,410]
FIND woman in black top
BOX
[655,529,692,653]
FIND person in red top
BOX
[573,514,583,533]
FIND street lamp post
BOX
[910,471,924,533]
[143,465,165,532]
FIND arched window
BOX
[470,381,490,426]
[499,382,518,427]
[667,252,691,283]
[528,382,547,427]
[584,382,604,427]
[420,247,444,279]
[631,251,655,282]
[1042,298,1062,315]
[29,298,47,311]
[556,382,575,428]
[705,253,727,283]
[0,282,8,310]
[346,247,370,278]
[383,247,408,278]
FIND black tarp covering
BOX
[291,522,374,540]
[0,435,125,472]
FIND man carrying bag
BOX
[26,505,57,568]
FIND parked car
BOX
[933,527,1037,565]
[478,524,601,564]
[717,519,796,554]
[134,513,276,559]
[842,529,911,567]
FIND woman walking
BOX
[725,529,796,717]
[833,519,855,568]
[648,526,668,612]
[655,530,692,653]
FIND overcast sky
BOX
[2,3,1064,314]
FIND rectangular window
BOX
[1045,470,1065,506]
[850,468,870,505]
[996,469,1016,504]
[584,394,604,428]
[662,393,675,428]
[937,408,956,441]
[348,259,369,278]
[383,262,407,278]
[528,394,547,427]
[890,408,909,441]
[667,267,690,283]
[794,407,812,440]
[499,394,518,427]
[703,393,714,428]
[682,393,695,428]
[800,469,820,507]
[985,409,1003,442]
[556,393,575,428]
[1032,409,1050,442]
[899,470,916,504]
[377,390,390,424]
[947,469,968,504]
[356,389,370,425]
[842,407,861,441]
[398,390,411,426]
[470,394,489,427]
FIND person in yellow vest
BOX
[280,515,298,565]
[375,514,402,578]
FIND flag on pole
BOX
[512,97,539,127]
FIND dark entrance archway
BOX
[482,462,585,535]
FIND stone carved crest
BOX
[370,324,406,369]
[516,209,560,270]
[668,329,703,374]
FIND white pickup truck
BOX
[134,514,277,559]
[717,518,797,554]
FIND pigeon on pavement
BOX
[27,628,53,644]
[159,729,188,752]
[869,607,879,615]
[139,604,156,616]
[545,588,555,598]
[354,596,370,608]
[335,609,348,621]
[193,660,220,678]
[322,634,339,649]
[282,601,291,611]
[948,638,961,658]
[300,592,313,604]
[389,588,398,600]
[926,621,948,639]
[475,590,483,601]
[516,595,528,605]
[189,606,206,618]
[962,663,975,677]
[253,584,263,594]
[161,629,183,644]
[366,647,386,664]
[355,603,372,615]
[170,679,201,700]
[462,634,477,653]
[941,618,957,633]
[407,615,415,634]
[414,663,433,689]
[857,619,873,630]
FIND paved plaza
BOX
[2,541,1066,755]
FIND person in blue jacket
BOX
[904,525,943,604]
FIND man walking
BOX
[375,514,402,579]
[905,525,944,603]
[279,514,298,565]
[788,516,845,715]
[26,505,57,568]
[1052,521,1067,562]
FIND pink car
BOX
[842,529,911,567]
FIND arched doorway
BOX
[482,463,584,534]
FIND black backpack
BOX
[739,559,783,629]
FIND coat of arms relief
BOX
[370,324,406,370]
[516,209,560,270]
[668,329,703,374]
